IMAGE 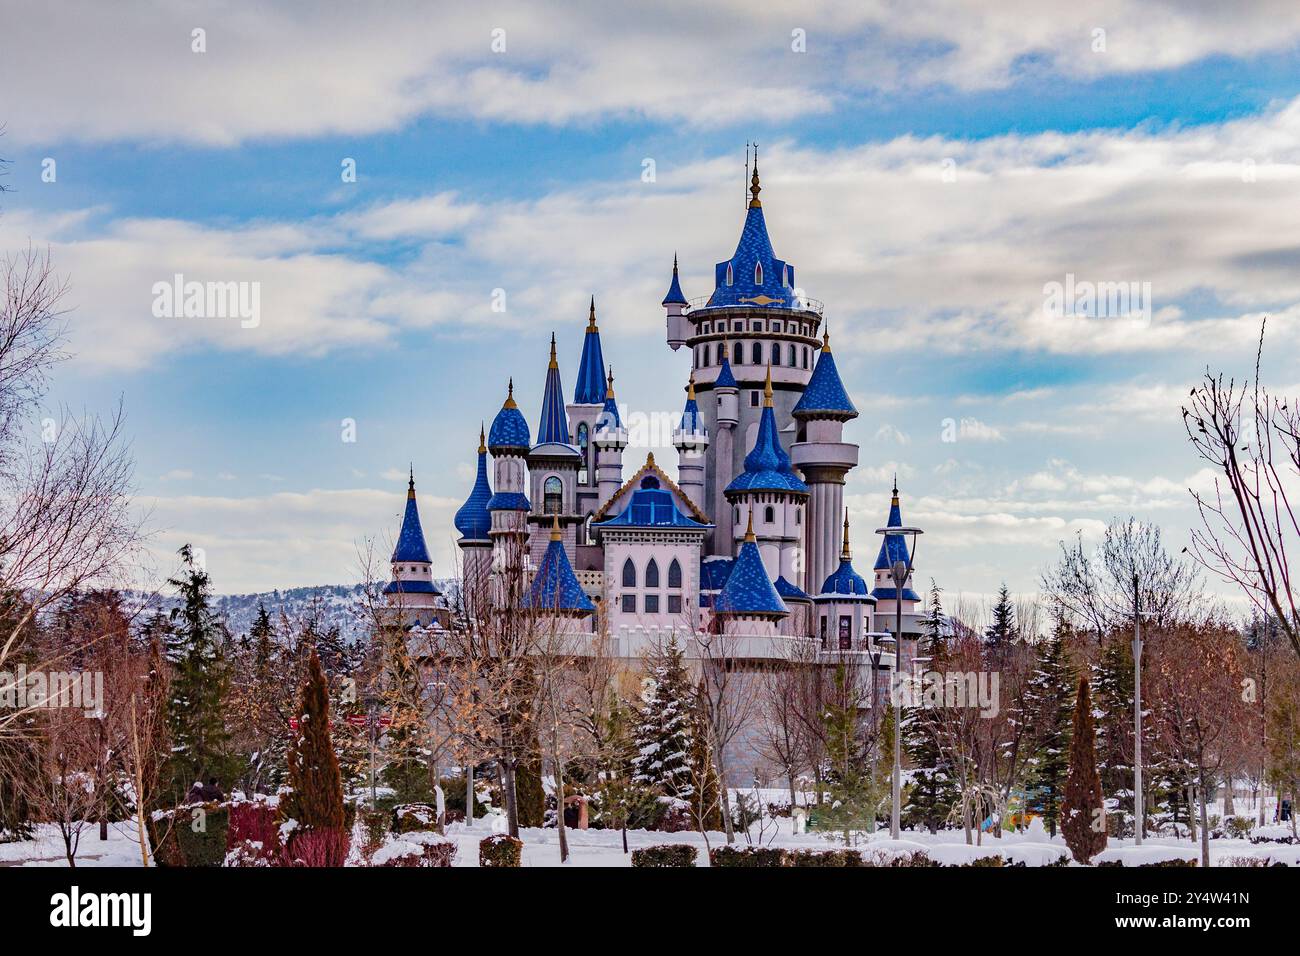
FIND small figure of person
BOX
[200,777,225,802]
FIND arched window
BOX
[735,506,741,525]
[764,505,775,524]
[771,342,781,365]
[544,476,562,514]
[751,342,762,364]
[802,347,809,369]
[645,558,660,588]
[754,262,763,284]
[788,344,796,367]
[726,262,734,286]
[621,558,637,588]
[733,342,743,365]
[716,343,725,365]
[668,559,682,589]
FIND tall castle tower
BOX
[661,156,823,560]
[568,298,607,529]
[486,380,532,599]
[528,334,581,567]
[453,425,494,613]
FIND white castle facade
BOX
[384,162,926,678]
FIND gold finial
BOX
[587,296,598,332]
[548,332,558,370]
[504,378,518,409]
[745,504,755,542]
[687,371,696,402]
[605,366,616,400]
[478,423,486,455]
[408,464,416,499]
[550,512,562,542]
[763,363,773,406]
[822,326,831,352]
[842,508,851,560]
[749,145,762,208]
[646,451,656,467]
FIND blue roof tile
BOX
[774,575,811,602]
[523,524,595,615]
[661,255,688,306]
[699,556,734,591]
[488,381,531,451]
[392,475,432,564]
[793,337,857,419]
[704,164,805,312]
[594,476,710,529]
[454,436,493,541]
[536,334,572,445]
[725,381,808,496]
[383,579,441,596]
[573,298,607,405]
[715,356,737,389]
[714,533,788,618]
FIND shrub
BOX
[392,803,438,834]
[358,808,390,848]
[959,855,1004,868]
[227,800,280,863]
[224,840,274,867]
[479,833,523,867]
[859,849,937,867]
[1225,816,1255,840]
[172,803,229,867]
[709,845,786,867]
[373,834,457,868]
[1222,856,1281,867]
[786,848,862,867]
[630,844,698,868]
[282,827,350,867]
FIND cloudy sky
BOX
[3,0,1299,604]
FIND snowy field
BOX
[1,817,1296,868]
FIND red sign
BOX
[346,714,368,728]
[378,715,393,728]
[289,717,299,731]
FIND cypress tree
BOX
[686,679,723,832]
[1062,674,1107,864]
[820,664,876,843]
[286,649,346,833]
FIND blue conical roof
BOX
[661,255,688,306]
[821,558,870,597]
[523,522,595,615]
[454,433,492,542]
[871,485,922,602]
[392,473,432,564]
[679,377,705,434]
[488,380,531,451]
[715,355,737,389]
[715,527,788,618]
[793,334,857,420]
[598,369,623,430]
[536,334,572,446]
[725,377,807,495]
[705,162,802,310]
[573,298,607,405]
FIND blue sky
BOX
[3,1,1300,608]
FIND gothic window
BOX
[621,558,636,588]
[754,262,763,284]
[788,344,796,366]
[668,558,682,589]
[751,342,761,364]
[802,347,809,369]
[577,424,589,484]
[735,506,741,525]
[771,342,780,365]
[716,343,725,365]
[544,476,563,514]
[645,558,660,588]
[733,342,743,365]
[726,262,734,286]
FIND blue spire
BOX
[535,333,571,445]
[523,518,596,615]
[454,427,493,542]
[793,330,857,420]
[573,297,607,405]
[820,510,871,598]
[661,254,688,306]
[597,366,622,429]
[679,374,705,434]
[488,379,531,451]
[872,480,921,601]
[392,469,432,563]
[706,155,800,310]
[714,512,788,618]
[715,354,737,389]
[725,369,807,495]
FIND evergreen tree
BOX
[596,690,660,839]
[632,636,694,801]
[984,584,1017,653]
[903,582,959,832]
[378,625,432,802]
[164,544,236,801]
[1091,631,1134,832]
[1062,674,1107,863]
[286,649,346,834]
[686,679,723,832]
[1023,618,1075,835]
[820,664,877,843]
[921,581,948,659]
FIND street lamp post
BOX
[868,633,895,834]
[1132,573,1144,846]
[876,521,922,841]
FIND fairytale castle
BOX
[384,159,924,672]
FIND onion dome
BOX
[820,510,873,599]
[793,329,858,420]
[488,379,531,452]
[453,426,492,542]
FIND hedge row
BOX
[630,844,698,867]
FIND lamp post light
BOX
[871,632,896,835]
[876,523,922,841]
[1131,572,1156,847]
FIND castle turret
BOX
[568,297,607,523]
[672,373,709,511]
[791,329,860,599]
[593,367,627,506]
[384,468,441,625]
[723,366,809,588]
[522,514,596,619]
[528,333,582,567]
[662,254,688,350]
[709,354,738,557]
[487,379,533,595]
[454,425,494,613]
[713,507,788,639]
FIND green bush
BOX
[359,808,390,848]
[709,845,786,867]
[959,855,1005,868]
[479,833,523,867]
[172,803,229,867]
[786,848,862,867]
[392,803,438,834]
[1225,816,1255,840]
[630,844,698,867]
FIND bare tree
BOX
[1184,320,1300,660]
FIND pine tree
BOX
[820,664,877,843]
[984,584,1017,653]
[286,649,346,833]
[1023,618,1075,835]
[164,544,236,801]
[903,582,960,832]
[922,581,948,661]
[632,636,694,801]
[1062,674,1107,863]
[1091,631,1134,832]
[686,679,723,832]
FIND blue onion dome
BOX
[392,468,432,564]
[488,378,531,452]
[793,330,858,420]
[714,510,788,618]
[453,426,493,542]
[725,367,808,495]
[820,510,872,598]
[522,516,595,615]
